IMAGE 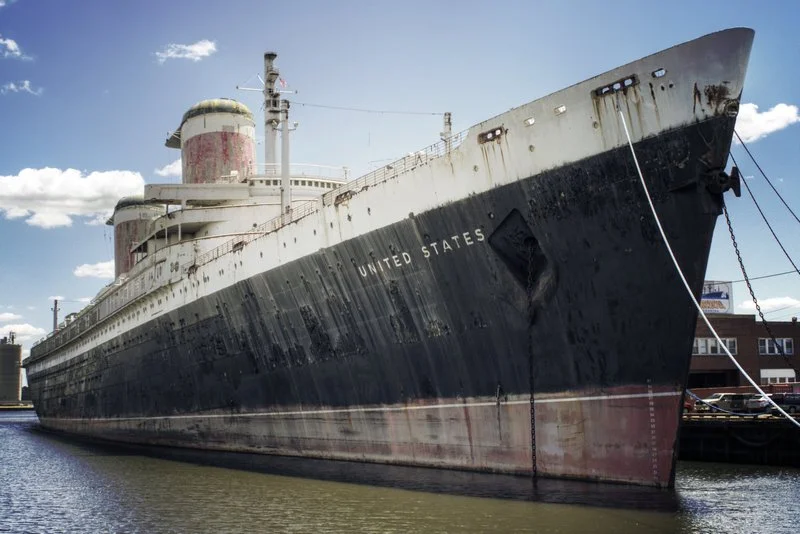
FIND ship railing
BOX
[193,200,320,267]
[320,130,467,207]
[30,249,170,354]
[257,163,350,181]
[189,130,467,269]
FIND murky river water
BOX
[1,411,797,533]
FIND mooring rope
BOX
[616,109,800,430]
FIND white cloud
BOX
[735,103,800,143]
[0,167,144,228]
[155,158,182,177]
[738,296,800,313]
[74,261,114,279]
[48,296,65,301]
[0,323,47,344]
[156,40,216,64]
[1,80,42,96]
[0,312,22,322]
[0,33,30,60]
[76,297,92,303]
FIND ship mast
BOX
[441,112,452,152]
[261,52,292,215]
[262,52,281,169]
[280,99,292,215]
[51,299,60,332]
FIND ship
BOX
[24,28,754,488]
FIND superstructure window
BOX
[758,338,793,355]
[692,337,737,355]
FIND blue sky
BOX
[1,0,799,364]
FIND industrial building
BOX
[0,333,22,403]
[689,314,800,388]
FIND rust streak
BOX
[704,84,731,114]
[692,82,702,115]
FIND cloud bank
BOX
[74,261,114,279]
[1,80,43,96]
[156,40,216,63]
[0,323,47,344]
[738,296,800,314]
[0,312,22,322]
[0,167,144,228]
[0,33,30,60]
[154,159,181,177]
[735,103,800,143]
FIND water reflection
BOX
[2,412,798,534]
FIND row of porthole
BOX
[517,68,671,140]
[277,207,374,248]
[258,179,339,189]
[67,289,173,354]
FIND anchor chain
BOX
[526,225,538,479]
[723,201,799,375]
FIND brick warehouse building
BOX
[689,313,800,388]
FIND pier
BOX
[0,402,33,411]
[679,414,800,467]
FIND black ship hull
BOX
[29,114,736,487]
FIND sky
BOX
[1,0,800,371]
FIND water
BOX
[2,411,798,533]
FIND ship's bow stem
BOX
[530,28,754,487]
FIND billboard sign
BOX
[700,280,733,314]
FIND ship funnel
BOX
[109,197,164,278]
[165,98,256,185]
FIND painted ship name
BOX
[357,227,485,277]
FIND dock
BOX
[679,414,800,467]
[0,402,34,411]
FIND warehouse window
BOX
[758,338,793,355]
[692,337,737,355]
[760,368,796,385]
